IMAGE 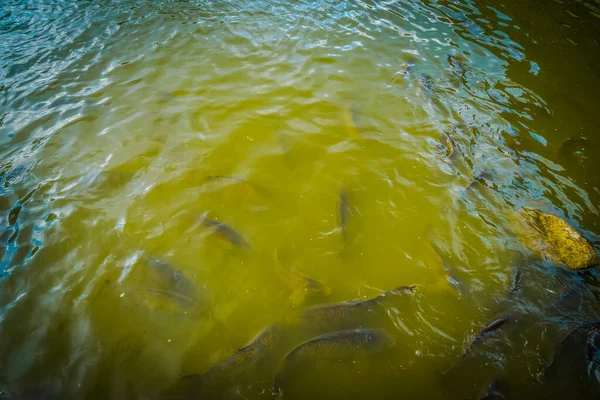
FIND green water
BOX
[1,0,599,399]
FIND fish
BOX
[440,132,457,159]
[282,266,331,306]
[543,320,600,397]
[274,247,331,305]
[143,256,197,300]
[199,213,249,248]
[465,314,512,356]
[183,324,280,386]
[420,226,467,296]
[442,313,513,377]
[558,136,589,167]
[339,188,350,238]
[480,378,511,400]
[520,209,598,270]
[416,73,435,99]
[341,106,360,139]
[447,55,467,78]
[273,329,395,397]
[205,175,270,204]
[465,171,494,192]
[509,266,522,295]
[131,288,196,308]
[294,286,416,328]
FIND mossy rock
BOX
[518,209,598,270]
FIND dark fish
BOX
[466,314,512,354]
[199,213,249,248]
[281,265,331,306]
[447,55,467,78]
[339,188,350,238]
[273,329,395,397]
[284,328,394,361]
[509,266,522,295]
[143,256,196,300]
[465,171,494,192]
[546,284,584,316]
[274,246,331,305]
[416,73,435,99]
[132,288,196,308]
[442,313,513,377]
[480,378,511,400]
[421,226,467,296]
[559,136,589,167]
[183,325,280,385]
[0,384,59,400]
[294,286,416,328]
[544,320,600,397]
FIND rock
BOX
[516,209,598,270]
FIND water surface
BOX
[1,0,599,399]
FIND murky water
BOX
[1,0,599,399]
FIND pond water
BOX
[1,0,599,399]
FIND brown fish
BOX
[143,256,197,301]
[341,106,360,139]
[183,324,280,385]
[273,329,395,397]
[420,226,467,296]
[442,313,513,376]
[199,213,249,248]
[339,188,351,239]
[293,286,416,328]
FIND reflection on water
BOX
[0,0,599,398]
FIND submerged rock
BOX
[515,209,598,270]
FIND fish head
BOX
[388,285,417,296]
[304,277,331,296]
[363,329,396,351]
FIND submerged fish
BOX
[465,171,494,192]
[480,378,511,400]
[442,313,513,376]
[420,227,467,296]
[274,247,331,305]
[440,132,457,159]
[447,55,467,78]
[273,329,395,396]
[472,315,512,345]
[183,324,280,385]
[465,314,512,356]
[544,320,600,397]
[294,286,416,328]
[282,266,331,306]
[416,73,435,99]
[341,106,360,139]
[559,136,589,167]
[519,209,598,270]
[509,265,522,295]
[199,213,249,248]
[205,175,270,203]
[339,188,350,238]
[132,288,196,308]
[143,256,196,299]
